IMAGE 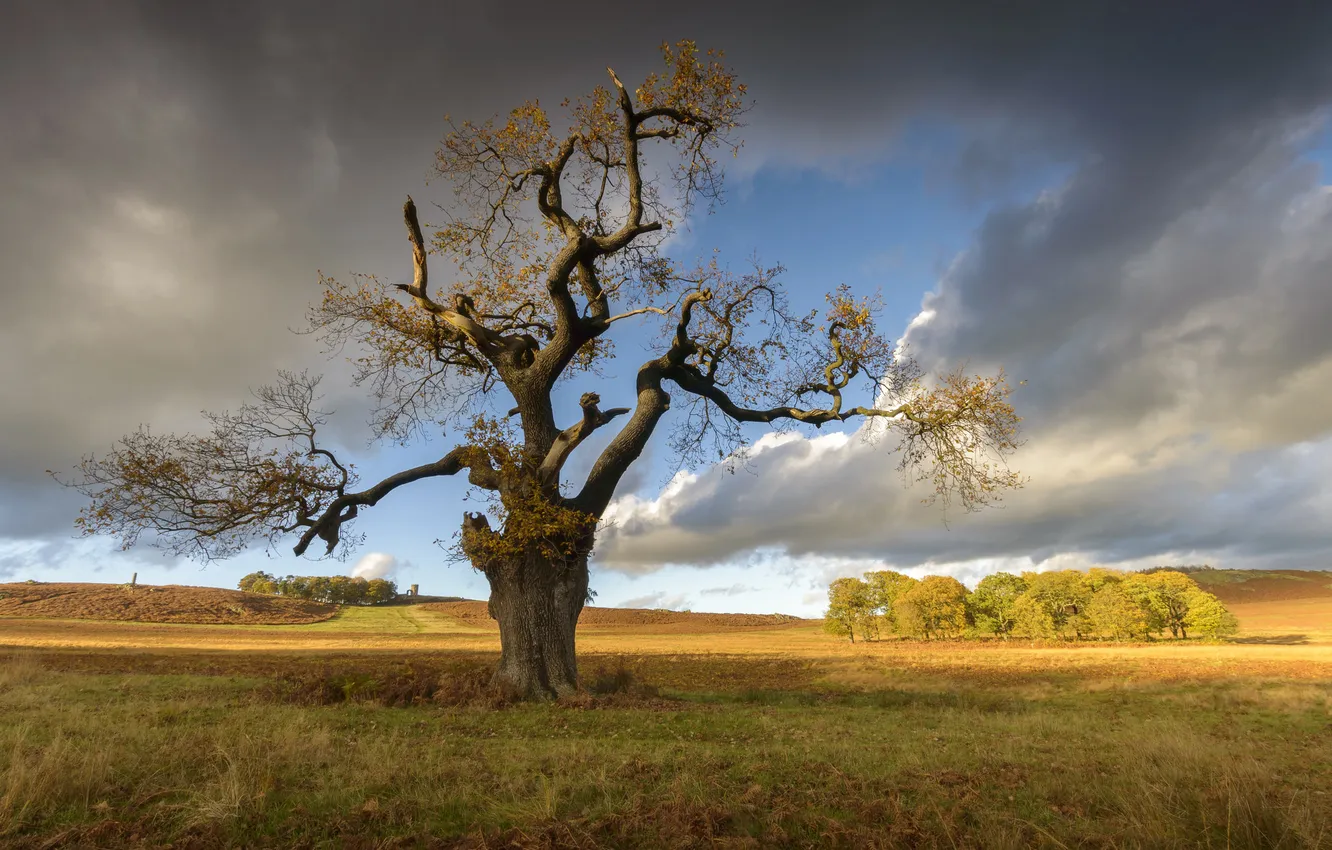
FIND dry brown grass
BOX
[0,582,336,625]
[0,652,41,689]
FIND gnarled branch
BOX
[572,360,673,516]
[537,392,630,488]
[294,445,502,556]
[394,197,539,365]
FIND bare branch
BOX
[294,445,501,556]
[58,372,359,561]
[664,358,1024,512]
[667,362,921,427]
[395,197,538,364]
[573,287,723,513]
[306,271,493,440]
[536,392,630,488]
[600,305,672,325]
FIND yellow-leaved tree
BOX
[895,575,970,639]
[864,569,918,635]
[823,577,877,643]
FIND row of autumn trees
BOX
[237,571,398,606]
[824,568,1239,643]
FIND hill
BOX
[1153,568,1332,603]
[0,582,337,625]
[420,600,807,632]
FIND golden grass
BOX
[5,610,1331,683]
[1230,598,1332,642]
[0,592,1328,847]
[2,650,1329,848]
[2,593,1332,850]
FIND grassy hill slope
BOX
[1157,567,1332,603]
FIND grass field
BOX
[2,594,1331,848]
[1229,598,1332,643]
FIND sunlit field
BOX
[2,598,1331,848]
[1228,599,1332,644]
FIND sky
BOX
[3,1,1332,616]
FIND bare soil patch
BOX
[0,582,336,625]
[421,600,807,632]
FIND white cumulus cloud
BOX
[350,552,398,581]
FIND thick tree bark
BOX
[483,548,589,700]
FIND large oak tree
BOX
[65,43,1024,699]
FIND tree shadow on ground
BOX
[1230,634,1310,645]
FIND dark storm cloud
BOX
[3,1,1331,572]
[1,1,387,536]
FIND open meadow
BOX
[1,585,1331,849]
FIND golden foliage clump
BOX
[895,576,970,640]
[895,368,1025,514]
[635,41,748,123]
[823,285,892,377]
[454,417,597,572]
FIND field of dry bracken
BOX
[1,586,1330,849]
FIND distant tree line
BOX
[824,568,1238,643]
[238,572,398,606]
[1137,564,1216,574]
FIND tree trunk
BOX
[484,550,588,700]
